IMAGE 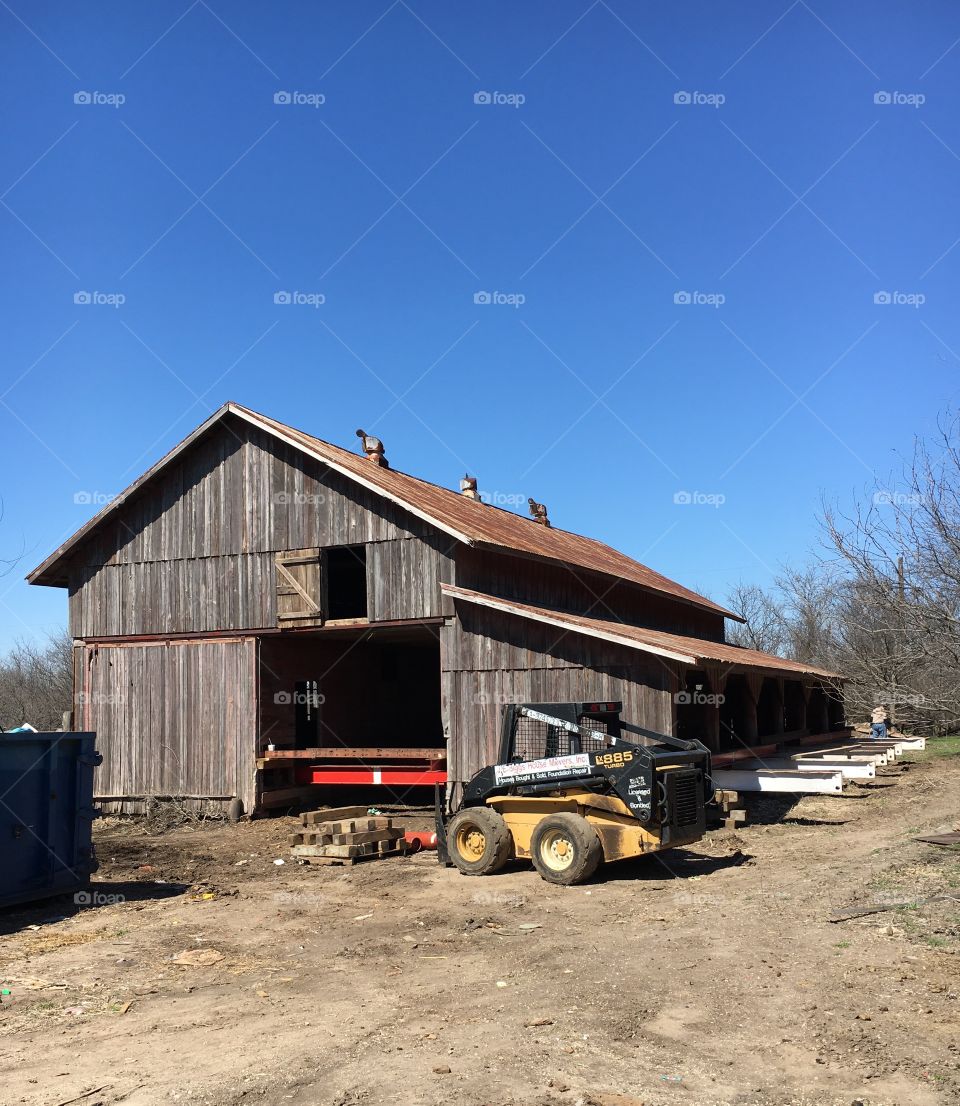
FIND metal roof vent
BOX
[528,498,550,526]
[459,474,480,500]
[356,429,388,468]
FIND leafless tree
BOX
[820,412,960,734]
[726,581,788,654]
[0,630,73,731]
[726,413,960,735]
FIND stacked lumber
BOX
[289,805,410,865]
[711,789,746,829]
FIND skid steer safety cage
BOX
[511,714,611,762]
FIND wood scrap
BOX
[300,805,368,825]
[828,893,960,922]
[290,811,409,864]
[915,832,960,847]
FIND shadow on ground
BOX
[0,879,189,935]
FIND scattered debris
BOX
[829,893,960,923]
[53,1086,110,1106]
[915,832,960,847]
[172,949,225,967]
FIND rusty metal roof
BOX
[244,406,741,620]
[441,584,841,680]
[27,403,740,621]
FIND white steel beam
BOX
[712,768,844,794]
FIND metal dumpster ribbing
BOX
[0,731,100,909]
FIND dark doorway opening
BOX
[784,681,806,733]
[294,679,321,744]
[807,686,829,733]
[827,687,845,730]
[719,675,756,748]
[756,678,783,739]
[259,625,442,752]
[675,669,718,750]
[324,545,367,621]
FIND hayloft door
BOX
[274,548,323,628]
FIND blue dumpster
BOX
[0,731,101,909]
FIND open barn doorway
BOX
[784,680,806,735]
[719,674,757,748]
[256,625,444,811]
[675,669,720,751]
[756,678,783,740]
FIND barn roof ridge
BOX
[26,401,742,621]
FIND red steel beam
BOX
[296,766,448,786]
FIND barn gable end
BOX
[65,415,456,639]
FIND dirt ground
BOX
[1,747,958,1106]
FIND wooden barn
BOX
[28,403,844,815]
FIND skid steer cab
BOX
[438,702,712,886]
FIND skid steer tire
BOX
[530,813,603,886]
[448,806,513,876]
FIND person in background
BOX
[871,703,889,741]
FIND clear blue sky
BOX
[2,2,959,649]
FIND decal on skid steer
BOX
[594,750,633,767]
[493,753,590,785]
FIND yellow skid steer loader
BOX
[437,701,712,885]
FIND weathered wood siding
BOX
[454,546,724,639]
[77,638,258,813]
[442,603,677,786]
[67,418,455,638]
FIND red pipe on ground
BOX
[404,830,437,852]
